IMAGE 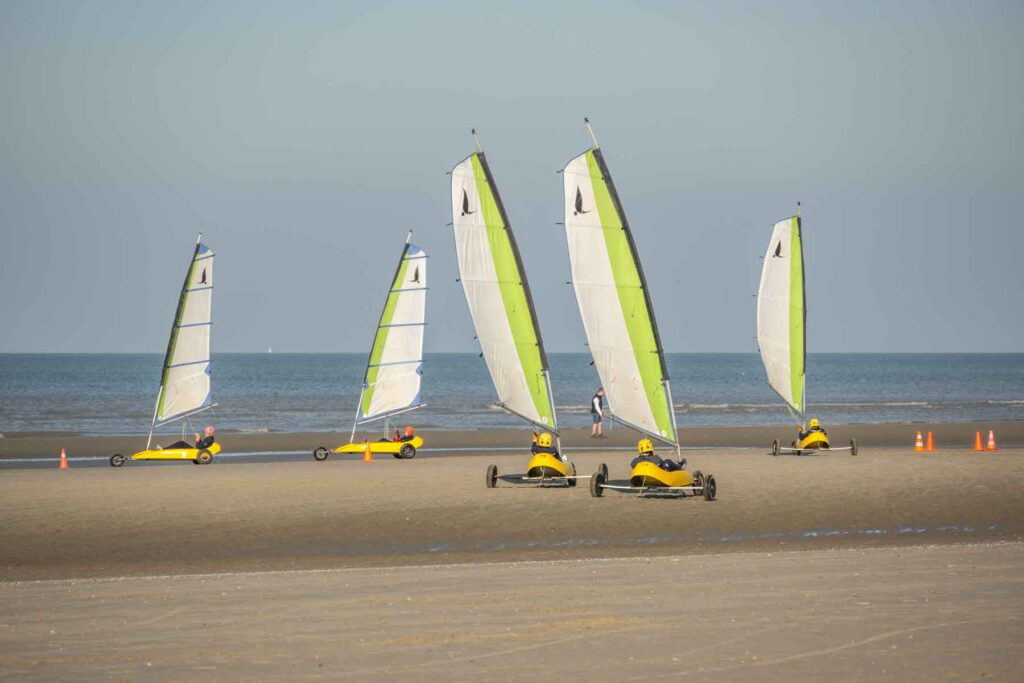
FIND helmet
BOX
[404,425,414,436]
[537,432,553,448]
[808,418,820,429]
[637,438,654,454]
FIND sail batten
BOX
[452,149,557,431]
[357,238,427,423]
[153,241,214,427]
[757,215,806,418]
[563,144,676,445]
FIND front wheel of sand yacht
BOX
[850,439,858,456]
[196,449,213,465]
[486,464,498,489]
[397,444,416,459]
[703,474,717,501]
[110,453,125,468]
[313,447,329,461]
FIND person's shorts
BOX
[591,413,602,424]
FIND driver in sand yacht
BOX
[630,438,686,472]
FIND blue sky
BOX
[1,0,1021,352]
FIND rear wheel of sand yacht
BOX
[598,463,609,481]
[590,470,605,497]
[110,453,125,468]
[398,444,416,459]
[772,439,779,456]
[692,470,704,491]
[196,449,213,465]
[486,464,498,489]
[313,447,329,461]
[567,462,577,487]
[703,474,717,501]
[850,439,858,456]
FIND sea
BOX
[0,353,1022,436]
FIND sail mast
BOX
[584,117,599,148]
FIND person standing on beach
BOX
[590,388,606,438]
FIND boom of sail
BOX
[153,239,215,428]
[562,130,678,445]
[356,235,427,426]
[451,143,557,431]
[756,214,806,418]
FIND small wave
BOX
[675,401,939,411]
[238,427,270,433]
[678,403,775,411]
[987,399,1024,405]
[816,401,930,408]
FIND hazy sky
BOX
[1,0,1021,353]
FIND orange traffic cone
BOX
[362,441,374,462]
[986,430,998,451]
[58,448,69,470]
[973,431,985,451]
[925,431,935,452]
[914,431,924,452]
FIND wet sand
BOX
[1,544,1021,681]
[1,420,1021,459]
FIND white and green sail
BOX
[149,236,215,445]
[451,136,557,431]
[757,214,806,418]
[562,123,678,445]
[354,234,426,433]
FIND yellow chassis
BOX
[772,432,858,456]
[314,436,424,460]
[111,442,221,467]
[590,460,717,500]
[628,460,696,488]
[485,452,581,488]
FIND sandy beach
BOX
[2,544,1021,681]
[1,442,1021,580]
[1,436,1022,679]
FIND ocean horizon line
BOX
[3,350,1024,356]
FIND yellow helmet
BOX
[537,432,553,448]
[637,438,653,454]
[808,418,821,429]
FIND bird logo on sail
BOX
[574,187,589,216]
[461,188,475,216]
[772,241,783,258]
[411,266,420,284]
[199,268,208,284]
